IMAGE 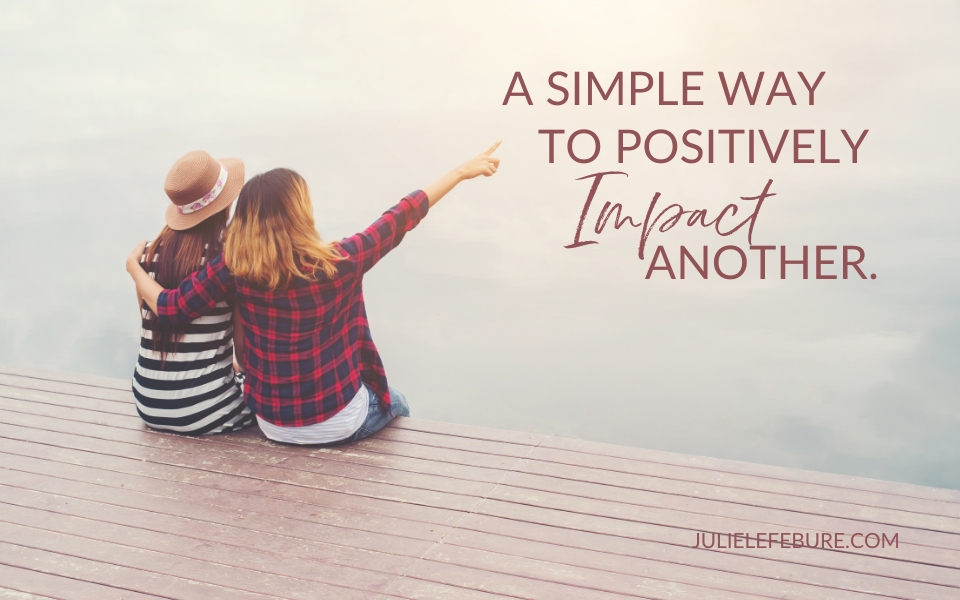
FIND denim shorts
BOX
[329,385,410,445]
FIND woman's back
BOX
[231,243,367,425]
[133,207,253,435]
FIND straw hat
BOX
[163,150,244,230]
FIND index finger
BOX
[482,140,502,156]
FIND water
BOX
[2,1,959,489]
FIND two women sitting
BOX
[126,143,500,444]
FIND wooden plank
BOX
[0,542,285,600]
[374,428,533,458]
[0,397,139,429]
[0,419,483,513]
[457,513,951,600]
[0,386,133,417]
[0,386,518,474]
[0,407,502,497]
[0,365,131,392]
[3,365,958,600]
[541,436,960,505]
[500,468,960,539]
[474,498,960,588]
[525,446,960,519]
[0,377,132,405]
[0,470,432,557]
[0,587,57,600]
[0,416,484,513]
[441,525,917,600]
[0,486,415,575]
[7,388,950,539]
[0,381,525,470]
[0,387,522,476]
[487,484,960,566]
[231,430,513,482]
[0,505,401,592]
[405,559,641,600]
[0,564,168,600]
[0,399,509,483]
[0,523,380,600]
[286,434,518,470]
[381,576,518,599]
[421,542,802,600]
[389,417,547,446]
[278,454,495,497]
[0,372,533,451]
[1,452,447,543]
[0,376,537,460]
[0,438,465,527]
[6,367,957,507]
[515,456,960,527]
[5,377,953,524]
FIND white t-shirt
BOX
[256,384,369,444]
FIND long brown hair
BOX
[144,209,229,361]
[224,168,344,291]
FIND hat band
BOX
[176,163,229,215]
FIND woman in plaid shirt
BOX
[126,142,501,444]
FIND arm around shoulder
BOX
[125,241,234,325]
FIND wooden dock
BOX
[0,365,958,599]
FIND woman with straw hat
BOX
[126,142,500,444]
[132,150,254,435]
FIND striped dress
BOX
[132,242,253,434]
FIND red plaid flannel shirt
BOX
[156,191,430,426]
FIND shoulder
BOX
[331,240,349,260]
[204,253,234,283]
[202,252,228,273]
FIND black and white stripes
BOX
[133,243,253,435]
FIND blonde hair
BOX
[224,168,344,291]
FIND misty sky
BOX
[1,1,959,488]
